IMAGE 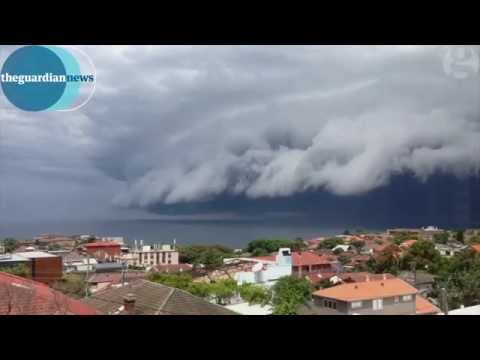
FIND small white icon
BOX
[443,46,479,80]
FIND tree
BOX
[188,282,213,298]
[148,272,194,291]
[317,237,344,250]
[2,238,19,253]
[456,230,465,244]
[239,283,271,306]
[210,279,238,305]
[433,233,449,244]
[178,245,234,269]
[401,241,442,273]
[367,245,401,274]
[51,274,87,299]
[343,230,351,235]
[393,232,417,245]
[351,240,366,254]
[271,276,312,315]
[246,238,305,255]
[3,264,31,278]
[338,253,350,265]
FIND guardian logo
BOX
[0,45,96,112]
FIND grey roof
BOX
[83,279,238,315]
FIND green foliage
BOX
[2,238,19,253]
[393,232,417,245]
[52,274,87,299]
[343,230,351,235]
[366,245,401,275]
[433,233,449,244]
[3,263,31,277]
[271,276,312,315]
[148,272,194,291]
[402,241,442,273]
[239,283,272,306]
[351,240,366,253]
[468,235,480,244]
[178,245,234,270]
[434,250,480,309]
[246,238,305,255]
[456,230,464,244]
[188,282,213,298]
[317,237,344,250]
[338,253,350,265]
[47,243,62,251]
[210,279,238,305]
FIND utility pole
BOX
[85,253,90,299]
[122,261,127,286]
[441,287,449,315]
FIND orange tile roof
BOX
[400,239,417,248]
[415,295,440,315]
[471,244,480,253]
[313,277,417,302]
[254,251,335,267]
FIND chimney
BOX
[383,274,387,280]
[123,293,136,315]
[365,275,370,282]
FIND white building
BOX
[233,248,292,286]
[121,241,179,269]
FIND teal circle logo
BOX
[1,45,96,112]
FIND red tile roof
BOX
[88,271,146,284]
[313,277,418,302]
[254,251,336,267]
[416,295,441,315]
[0,272,99,315]
[84,242,121,248]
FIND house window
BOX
[323,299,328,307]
[373,299,383,310]
[402,295,412,302]
[351,301,362,309]
[394,296,399,304]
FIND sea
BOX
[0,218,382,249]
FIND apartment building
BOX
[124,244,179,268]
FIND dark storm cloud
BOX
[1,45,480,220]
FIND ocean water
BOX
[0,219,378,248]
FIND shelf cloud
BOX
[1,45,479,219]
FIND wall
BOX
[312,294,417,315]
[31,257,63,285]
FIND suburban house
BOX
[234,248,293,286]
[299,276,439,315]
[152,263,193,273]
[398,271,436,296]
[87,271,146,293]
[62,252,97,273]
[34,234,76,249]
[254,250,341,277]
[420,226,445,241]
[83,279,237,315]
[306,272,394,287]
[435,242,468,257]
[0,251,63,285]
[83,242,122,262]
[0,271,98,315]
[122,243,179,269]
